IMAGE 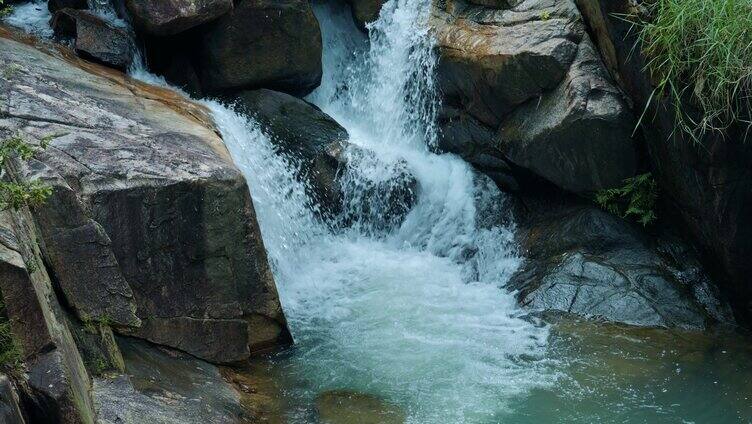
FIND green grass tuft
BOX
[636,0,752,140]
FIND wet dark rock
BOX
[48,0,87,12]
[232,88,348,211]
[198,0,322,95]
[51,8,134,70]
[233,89,417,224]
[508,195,732,329]
[576,0,752,325]
[124,0,233,36]
[346,0,384,30]
[432,0,637,194]
[0,32,290,364]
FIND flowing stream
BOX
[5,0,752,422]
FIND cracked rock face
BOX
[507,196,732,329]
[431,0,637,194]
[0,29,290,363]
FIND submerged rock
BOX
[508,196,732,329]
[124,0,233,36]
[94,337,278,424]
[198,0,322,95]
[51,8,134,70]
[315,390,405,424]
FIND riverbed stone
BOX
[94,337,267,423]
[124,0,233,36]
[316,390,405,424]
[198,0,322,95]
[0,29,290,363]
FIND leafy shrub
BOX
[596,173,658,226]
[636,0,752,140]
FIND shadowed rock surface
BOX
[346,0,385,29]
[94,337,276,424]
[198,0,323,95]
[124,0,233,36]
[0,375,26,424]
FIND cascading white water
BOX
[5,0,554,420]
[206,1,555,422]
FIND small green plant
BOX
[596,173,658,226]
[540,10,551,21]
[0,299,21,369]
[0,134,53,211]
[0,0,11,18]
[634,0,752,141]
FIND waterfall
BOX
[203,1,555,422]
[7,0,556,420]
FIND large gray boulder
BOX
[432,0,584,127]
[0,30,290,363]
[497,38,636,193]
[432,0,637,194]
[198,0,323,95]
[508,196,732,328]
[124,0,233,36]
